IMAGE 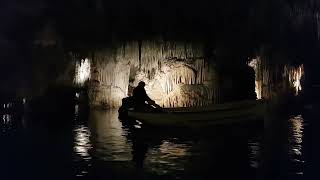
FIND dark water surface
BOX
[0,104,311,180]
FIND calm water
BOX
[0,104,311,180]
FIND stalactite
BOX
[74,58,91,86]
[83,40,216,108]
[161,85,212,108]
[131,40,213,108]
[138,57,213,107]
[249,53,305,99]
[284,64,304,96]
[88,47,133,108]
[248,55,282,100]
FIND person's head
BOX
[138,81,146,87]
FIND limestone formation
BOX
[74,40,217,108]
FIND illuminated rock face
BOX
[74,58,91,86]
[248,56,304,99]
[88,45,136,108]
[284,64,304,96]
[83,40,216,108]
[132,57,214,107]
[248,57,266,99]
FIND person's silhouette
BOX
[132,81,154,111]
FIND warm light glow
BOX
[288,115,305,175]
[137,59,211,107]
[159,140,189,157]
[73,125,92,177]
[73,125,92,159]
[145,140,191,175]
[289,115,304,156]
[75,58,91,85]
[89,110,132,161]
[248,58,262,99]
[88,41,212,108]
[284,64,304,96]
[88,58,131,108]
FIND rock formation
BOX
[72,40,218,108]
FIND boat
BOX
[120,100,266,127]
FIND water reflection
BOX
[74,125,92,159]
[2,114,12,132]
[74,105,79,117]
[289,115,304,156]
[159,140,190,158]
[73,125,92,177]
[0,100,310,179]
[89,110,132,161]
[2,114,11,124]
[288,115,305,176]
[72,102,92,177]
[145,140,192,175]
[248,140,260,169]
[70,109,267,179]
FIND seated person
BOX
[132,81,161,111]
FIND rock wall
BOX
[88,46,133,108]
[248,54,304,100]
[81,40,217,108]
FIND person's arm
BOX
[145,93,153,102]
[143,89,153,102]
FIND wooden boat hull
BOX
[127,100,266,127]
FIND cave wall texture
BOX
[74,40,217,108]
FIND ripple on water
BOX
[248,140,260,169]
[288,115,306,176]
[1,114,13,133]
[89,110,132,161]
[71,109,266,179]
[145,140,192,175]
[73,125,92,177]
[74,125,92,159]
